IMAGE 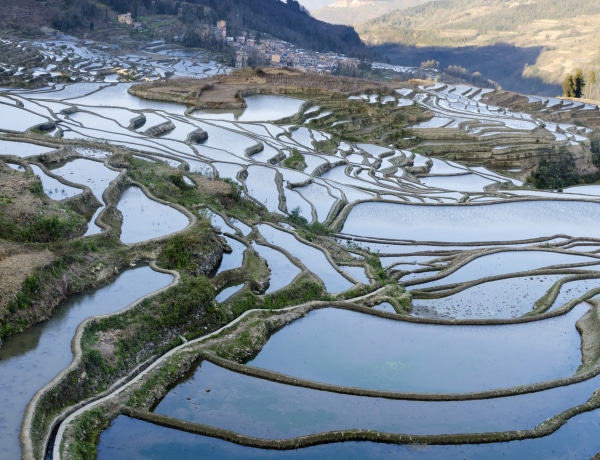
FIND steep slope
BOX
[195,0,367,56]
[1,0,367,58]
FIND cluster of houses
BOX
[198,20,361,74]
[228,35,360,73]
[116,14,361,74]
[117,12,142,30]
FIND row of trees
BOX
[562,69,597,99]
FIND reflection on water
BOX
[252,243,301,293]
[29,164,82,199]
[342,201,600,242]
[411,275,566,319]
[411,251,599,290]
[0,140,56,158]
[257,224,353,294]
[0,266,172,460]
[192,95,303,122]
[248,306,585,393]
[117,186,189,244]
[153,359,600,437]
[215,283,244,303]
[97,408,600,459]
[215,236,246,275]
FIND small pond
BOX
[0,141,56,158]
[50,158,119,202]
[215,236,246,275]
[410,251,599,290]
[29,164,82,199]
[411,275,566,319]
[116,186,189,244]
[193,95,304,122]
[252,243,301,293]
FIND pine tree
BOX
[573,69,585,98]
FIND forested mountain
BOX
[1,0,367,58]
[357,0,600,95]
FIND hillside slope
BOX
[1,0,367,58]
[311,0,432,26]
[358,0,600,94]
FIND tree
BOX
[420,59,439,70]
[563,69,585,98]
[562,74,574,97]
[573,68,585,98]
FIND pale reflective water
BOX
[342,201,600,242]
[257,224,354,293]
[117,186,189,244]
[252,243,301,293]
[97,409,600,460]
[0,266,172,459]
[152,359,600,436]
[248,306,585,393]
[193,95,303,122]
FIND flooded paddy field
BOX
[2,50,600,458]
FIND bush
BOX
[529,147,580,189]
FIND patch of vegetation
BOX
[29,271,220,451]
[563,69,586,98]
[527,146,581,189]
[65,407,108,460]
[0,212,86,243]
[226,276,326,319]
[365,252,391,285]
[286,207,331,237]
[591,133,600,167]
[304,96,429,149]
[283,148,306,171]
[157,224,214,274]
[126,351,196,410]
[82,274,218,372]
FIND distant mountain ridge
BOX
[357,0,600,95]
[297,0,335,10]
[310,0,432,25]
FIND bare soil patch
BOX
[0,244,54,312]
[129,68,392,108]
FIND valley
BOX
[357,0,600,97]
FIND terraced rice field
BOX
[3,42,600,458]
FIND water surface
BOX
[97,409,600,460]
[248,306,585,393]
[342,201,600,242]
[117,186,189,244]
[0,266,172,459]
